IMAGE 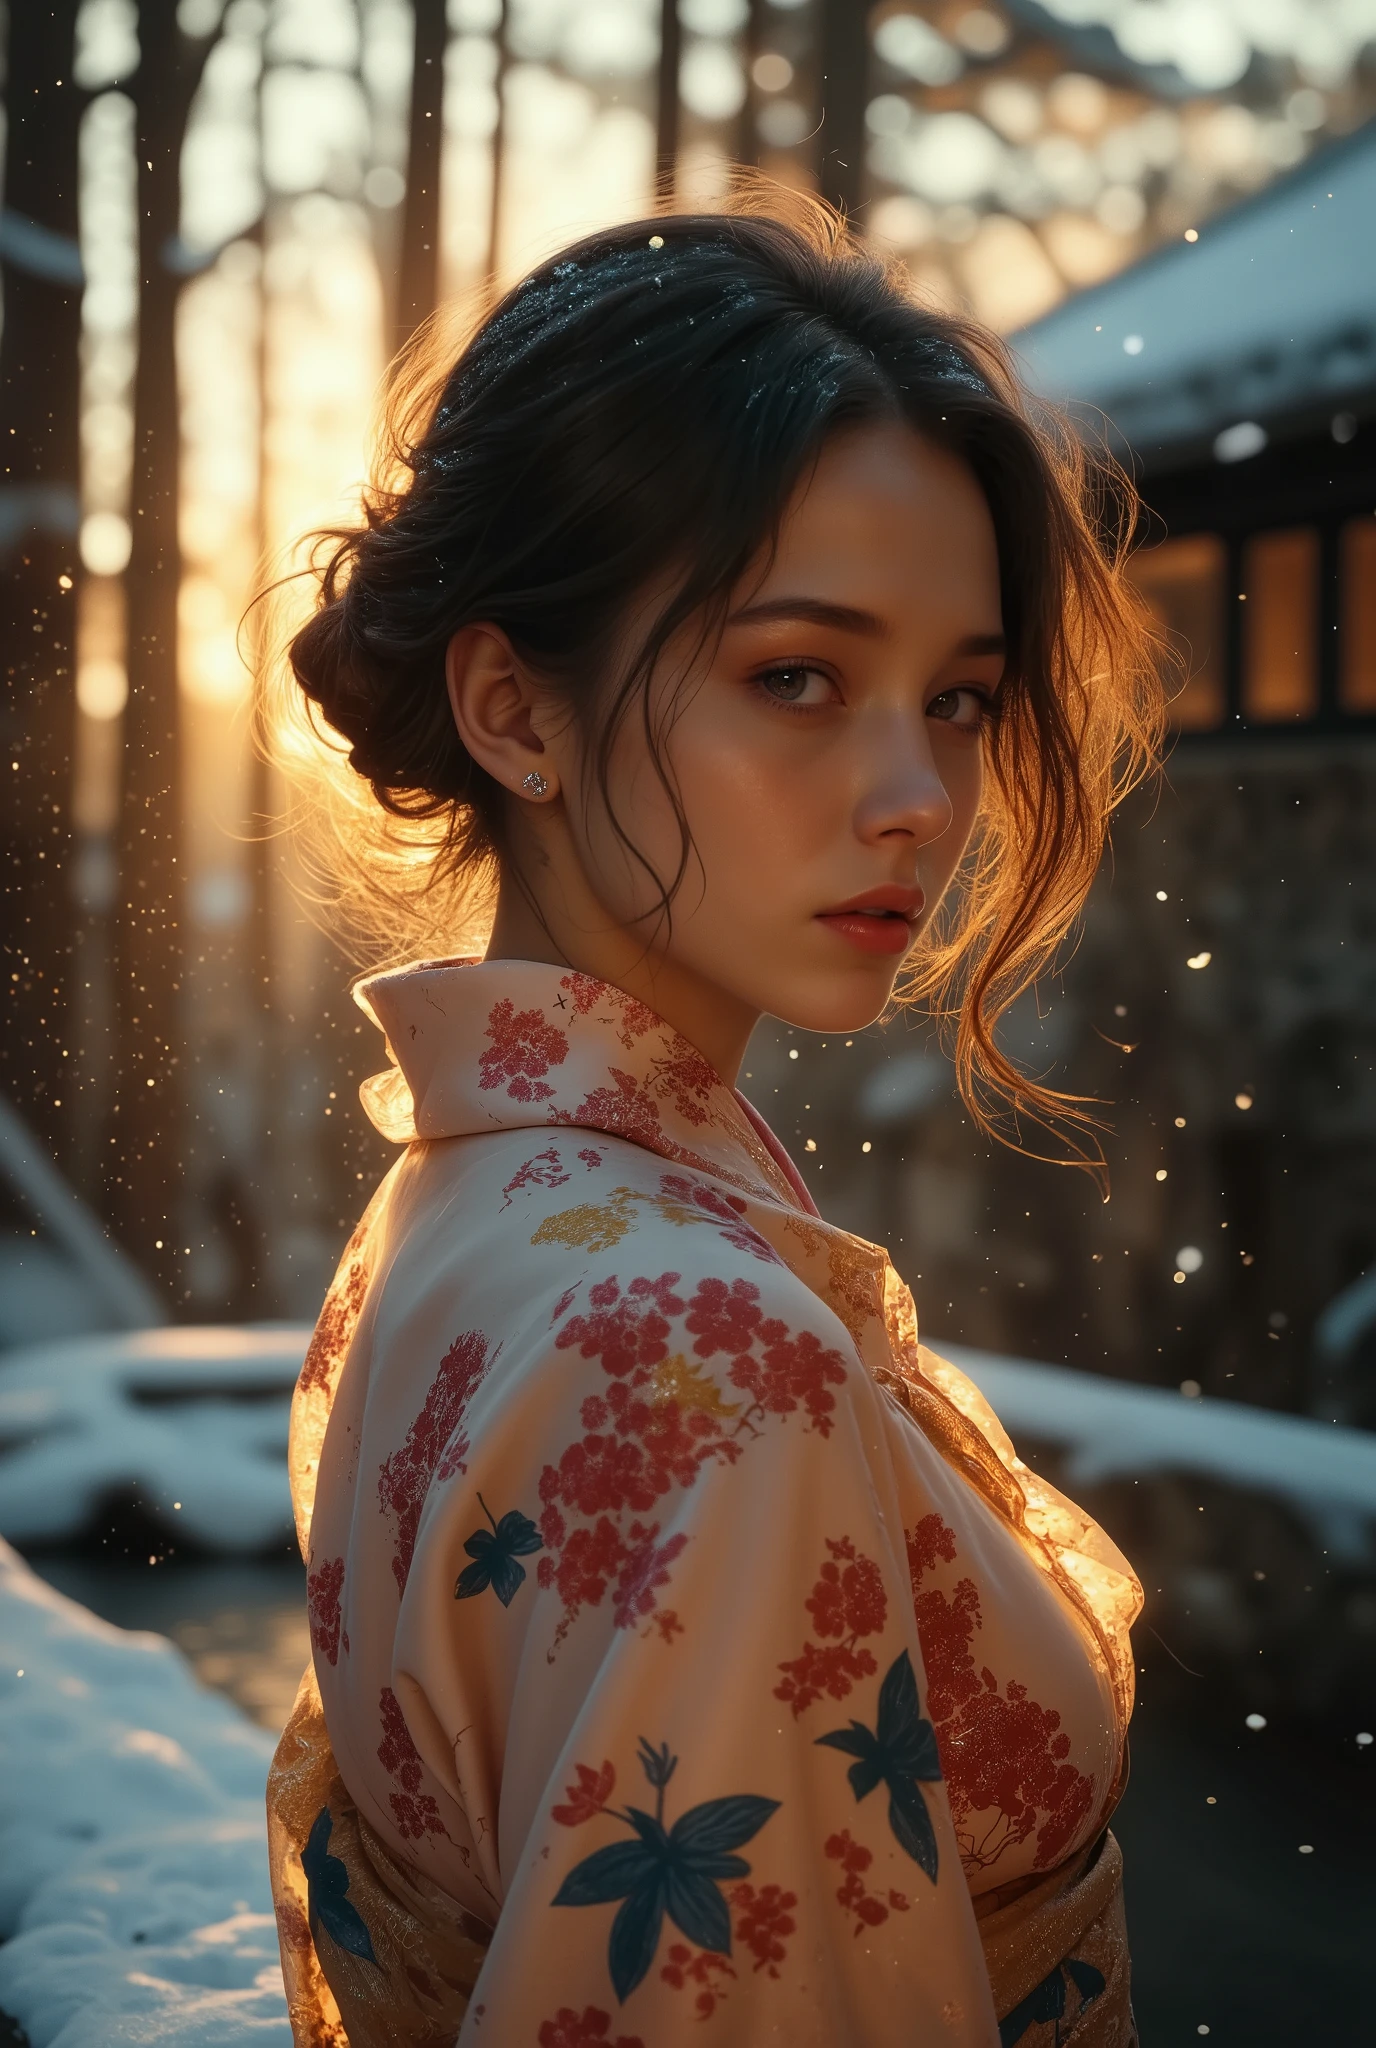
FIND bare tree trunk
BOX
[109,2,214,1299]
[397,0,447,345]
[0,2,84,1168]
[816,0,868,221]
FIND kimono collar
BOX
[355,956,813,1212]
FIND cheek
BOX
[933,743,984,877]
[567,715,748,921]
[664,714,825,889]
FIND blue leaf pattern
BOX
[815,1650,943,1881]
[999,1956,1106,2046]
[453,1494,543,1607]
[302,1807,379,1967]
[552,1738,780,2003]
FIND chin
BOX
[754,964,902,1037]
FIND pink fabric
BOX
[734,1087,822,1215]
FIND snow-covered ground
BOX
[0,1537,288,2046]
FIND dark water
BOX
[35,1553,312,1732]
[28,1556,1374,2043]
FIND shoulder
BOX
[370,1128,874,1432]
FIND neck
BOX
[483,849,759,1085]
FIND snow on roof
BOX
[1011,120,1376,467]
[0,1538,287,2044]
[0,1326,307,1553]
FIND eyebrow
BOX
[726,596,1006,661]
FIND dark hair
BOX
[286,188,1163,1164]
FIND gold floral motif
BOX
[781,1214,827,1259]
[825,1233,886,1344]
[650,1352,741,1419]
[531,1186,637,1252]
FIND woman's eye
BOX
[754,663,834,709]
[927,686,989,732]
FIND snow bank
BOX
[4,1319,1374,1564]
[0,1537,288,2045]
[947,1343,1376,1561]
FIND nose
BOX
[850,711,954,848]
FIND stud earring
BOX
[521,769,550,799]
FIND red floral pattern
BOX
[298,1227,369,1396]
[645,1046,718,1127]
[552,1068,666,1151]
[377,1685,445,1841]
[686,1275,851,1436]
[559,971,659,1050]
[479,999,569,1104]
[556,1270,684,1381]
[306,1554,345,1667]
[534,1271,855,1643]
[538,1271,726,1640]
[730,1881,798,1976]
[655,1172,779,1264]
[537,2007,644,2048]
[500,1145,572,1209]
[775,1536,887,1716]
[824,1829,910,1935]
[557,972,614,1020]
[658,1882,797,2019]
[907,1513,1096,1872]
[659,1942,736,2019]
[551,1759,616,1827]
[377,1330,493,1593]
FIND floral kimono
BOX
[268,959,1141,2048]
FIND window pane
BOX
[1241,527,1319,722]
[1340,517,1376,713]
[1126,532,1225,731]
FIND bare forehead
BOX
[752,425,1001,626]
[790,421,989,526]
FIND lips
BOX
[814,886,924,957]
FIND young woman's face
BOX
[553,421,1004,1039]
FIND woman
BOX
[267,195,1159,2048]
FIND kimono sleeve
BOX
[400,1260,1001,2048]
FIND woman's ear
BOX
[446,624,559,802]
